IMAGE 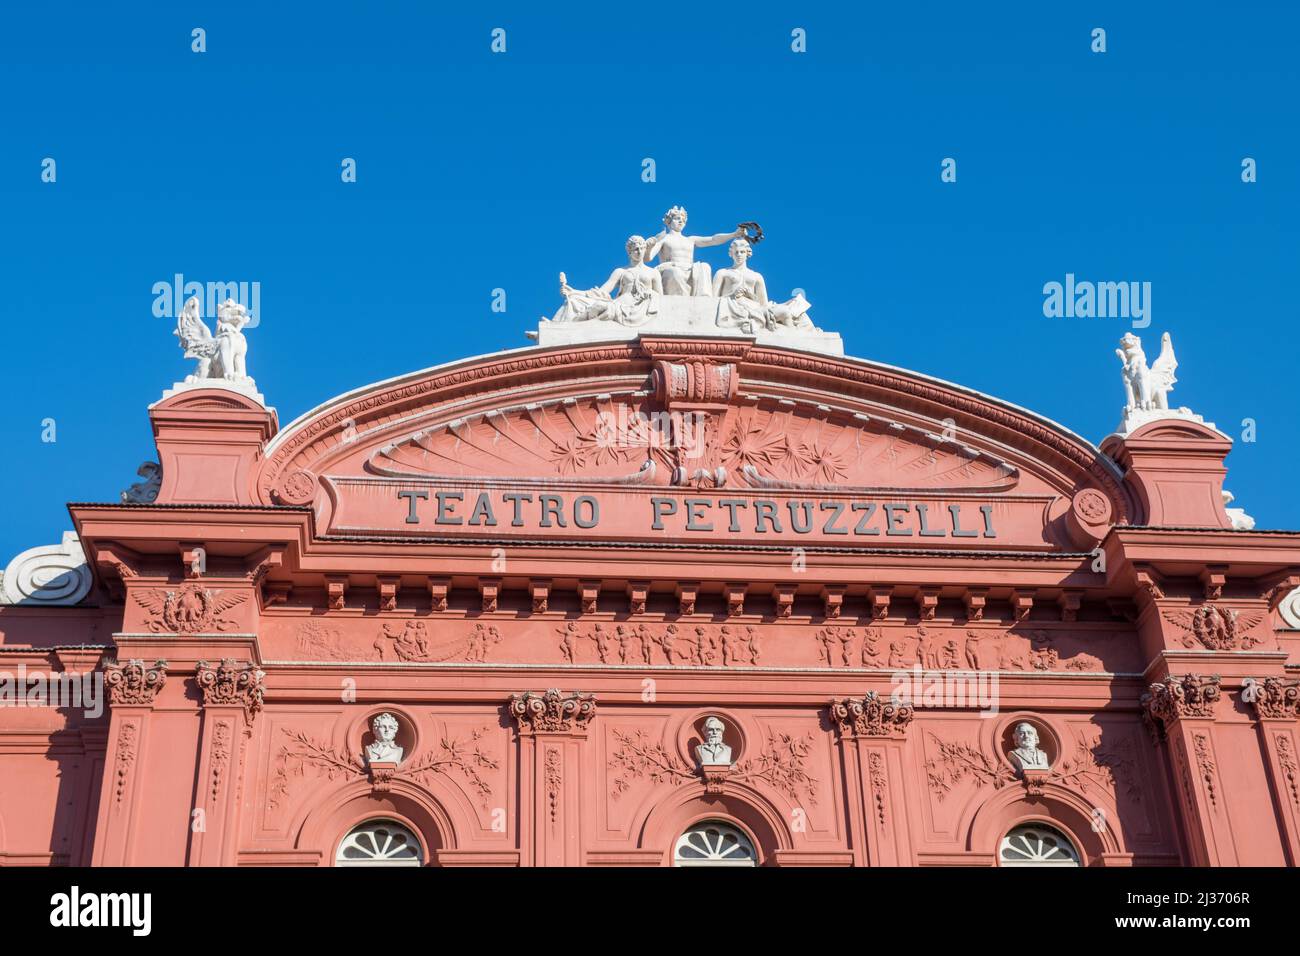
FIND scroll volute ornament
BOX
[829,691,915,738]
[104,659,168,707]
[509,689,597,734]
[1140,674,1221,742]
[195,658,266,721]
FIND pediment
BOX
[256,339,1134,549]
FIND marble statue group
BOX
[551,206,816,335]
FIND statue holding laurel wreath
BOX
[643,206,756,296]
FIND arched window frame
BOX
[998,823,1082,867]
[335,818,424,867]
[673,820,758,867]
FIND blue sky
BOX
[1,2,1296,560]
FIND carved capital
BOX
[104,658,167,707]
[194,658,266,720]
[508,688,597,734]
[1244,677,1300,721]
[1140,674,1221,741]
[829,691,914,738]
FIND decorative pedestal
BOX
[700,763,731,796]
[367,761,399,793]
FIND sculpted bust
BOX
[365,712,404,765]
[695,716,733,766]
[1008,721,1050,771]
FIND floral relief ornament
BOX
[608,727,819,804]
[270,724,498,809]
[924,729,1139,802]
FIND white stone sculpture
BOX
[1008,722,1050,771]
[365,712,404,765]
[1117,332,1176,414]
[121,461,162,504]
[644,206,743,296]
[695,716,733,766]
[552,236,663,327]
[1113,331,1210,435]
[165,296,264,403]
[714,238,813,333]
[1222,490,1256,530]
[532,207,844,356]
[0,532,93,607]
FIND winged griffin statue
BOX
[174,296,253,384]
[1115,331,1181,433]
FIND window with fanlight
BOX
[998,823,1081,867]
[335,819,423,867]
[673,821,757,867]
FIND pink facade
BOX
[2,334,1299,866]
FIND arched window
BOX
[998,823,1081,867]
[336,819,423,867]
[673,821,757,867]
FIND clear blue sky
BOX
[1,2,1296,561]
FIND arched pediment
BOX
[257,338,1131,551]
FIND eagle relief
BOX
[132,584,248,634]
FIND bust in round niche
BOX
[695,716,733,767]
[1007,721,1051,772]
[365,712,405,766]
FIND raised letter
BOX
[398,489,428,524]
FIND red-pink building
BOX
[2,331,1298,867]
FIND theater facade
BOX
[3,213,1300,867]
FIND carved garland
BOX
[270,726,498,809]
[923,730,1140,802]
[113,722,139,807]
[209,720,233,803]
[608,728,819,804]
